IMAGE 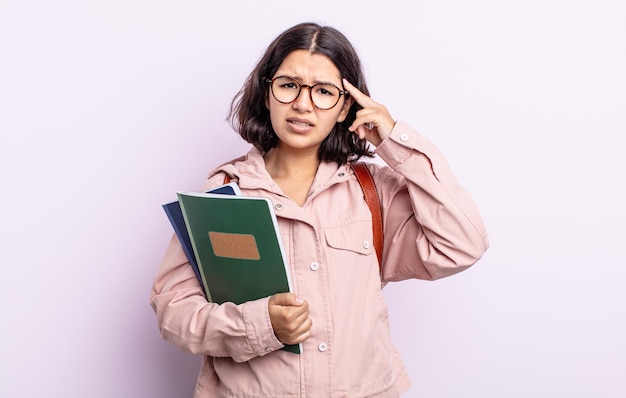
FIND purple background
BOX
[1,1,624,397]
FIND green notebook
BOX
[177,191,300,354]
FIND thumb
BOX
[269,292,304,307]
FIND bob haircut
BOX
[228,22,374,165]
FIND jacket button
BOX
[400,133,409,142]
[362,240,370,249]
[318,342,328,352]
[274,203,283,211]
[310,262,319,271]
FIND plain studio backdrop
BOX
[1,1,624,397]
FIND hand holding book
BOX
[269,293,312,346]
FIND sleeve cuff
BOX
[241,297,284,356]
[375,120,445,180]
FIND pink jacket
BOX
[150,121,489,397]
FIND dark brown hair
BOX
[227,22,374,164]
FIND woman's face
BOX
[266,49,352,155]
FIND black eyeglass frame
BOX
[266,76,349,110]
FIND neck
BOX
[263,147,321,180]
[263,147,321,206]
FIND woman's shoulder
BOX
[205,148,267,189]
[351,159,398,186]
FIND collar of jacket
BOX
[210,148,354,199]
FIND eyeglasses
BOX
[266,76,348,110]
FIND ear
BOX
[336,96,354,123]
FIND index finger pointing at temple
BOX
[342,79,375,107]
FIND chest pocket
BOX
[323,219,374,256]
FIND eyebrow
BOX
[277,74,340,86]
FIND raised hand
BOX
[343,79,396,146]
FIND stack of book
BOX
[162,183,300,354]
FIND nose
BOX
[292,85,314,112]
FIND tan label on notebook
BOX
[208,231,260,260]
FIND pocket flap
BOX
[324,219,373,256]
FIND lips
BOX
[287,117,314,128]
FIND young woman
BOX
[151,22,488,397]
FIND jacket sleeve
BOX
[150,182,284,362]
[373,121,489,282]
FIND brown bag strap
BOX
[350,163,384,270]
[223,163,384,270]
